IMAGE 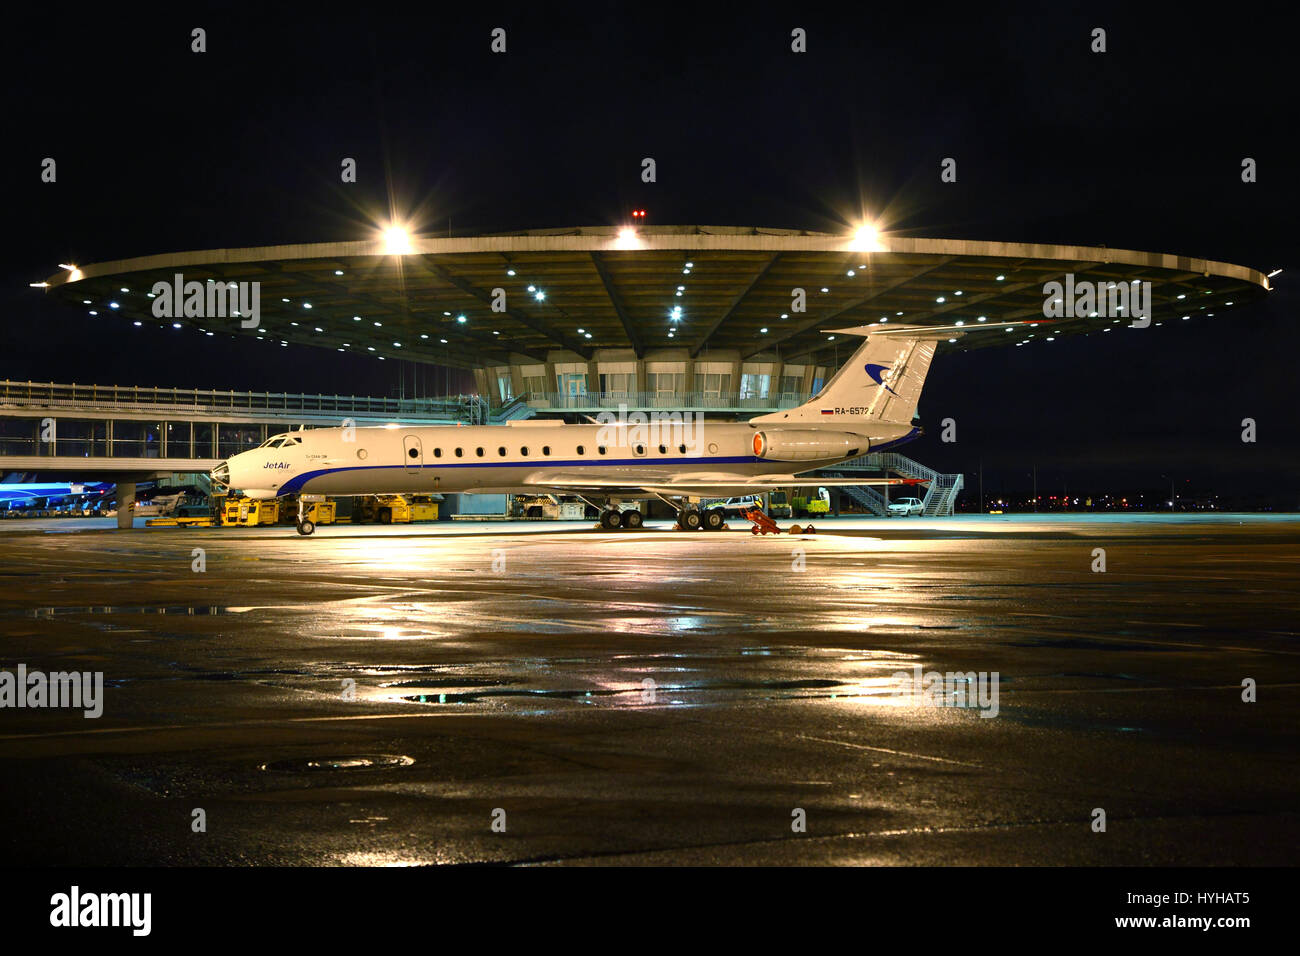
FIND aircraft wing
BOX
[521,471,926,497]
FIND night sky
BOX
[3,4,1295,500]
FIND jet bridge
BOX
[0,379,476,527]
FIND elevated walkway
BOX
[820,451,965,516]
[0,378,481,475]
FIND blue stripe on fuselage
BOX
[277,455,766,495]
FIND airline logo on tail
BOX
[864,363,899,396]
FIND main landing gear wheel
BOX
[622,509,644,529]
[678,509,702,531]
[296,519,315,536]
[703,508,725,531]
[599,509,623,530]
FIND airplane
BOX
[0,481,113,510]
[210,321,1039,534]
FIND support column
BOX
[116,479,136,530]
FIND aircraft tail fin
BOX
[751,320,1044,427]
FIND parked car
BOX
[711,495,763,515]
[887,496,924,516]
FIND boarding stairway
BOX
[819,451,964,516]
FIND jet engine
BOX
[751,430,864,462]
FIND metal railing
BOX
[520,390,807,412]
[0,380,482,420]
[923,473,965,516]
[824,451,963,517]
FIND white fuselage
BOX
[218,419,917,501]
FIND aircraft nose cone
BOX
[210,461,231,487]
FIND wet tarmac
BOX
[0,513,1297,865]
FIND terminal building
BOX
[19,225,1271,525]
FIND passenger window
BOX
[433,448,442,458]
[678,444,687,454]
[597,445,607,455]
[476,447,484,457]
[576,445,584,455]
[520,446,529,456]
[542,446,550,456]
[408,447,419,459]
[455,448,463,458]
[658,444,666,454]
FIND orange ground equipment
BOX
[740,505,815,536]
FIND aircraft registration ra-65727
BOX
[210,321,1038,534]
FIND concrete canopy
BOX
[41,226,1271,371]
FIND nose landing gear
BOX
[295,496,316,536]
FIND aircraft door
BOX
[403,435,423,475]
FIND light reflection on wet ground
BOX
[0,513,1297,865]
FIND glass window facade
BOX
[111,420,164,458]
[218,423,265,458]
[57,419,109,458]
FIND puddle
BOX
[1006,637,1176,652]
[20,605,240,617]
[380,678,514,689]
[259,754,416,773]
